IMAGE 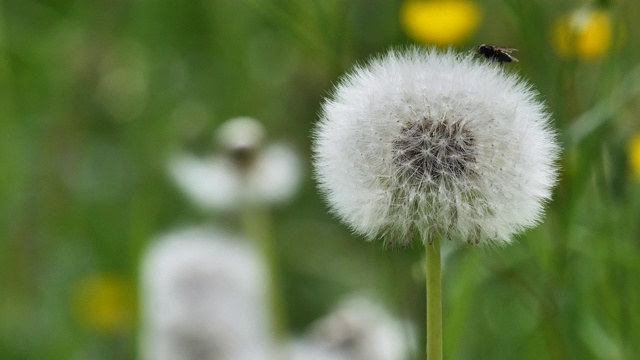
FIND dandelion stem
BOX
[241,204,289,359]
[426,234,442,360]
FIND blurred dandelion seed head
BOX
[313,47,560,246]
[306,295,412,360]
[400,0,482,46]
[140,227,270,360]
[288,340,348,360]
[217,117,267,168]
[169,117,302,212]
[552,8,613,60]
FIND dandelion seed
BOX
[313,47,559,246]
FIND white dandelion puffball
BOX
[305,295,412,360]
[313,47,559,245]
[139,227,270,360]
[287,340,348,360]
[169,116,302,212]
[217,116,266,154]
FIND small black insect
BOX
[477,44,519,64]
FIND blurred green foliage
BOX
[1,0,640,359]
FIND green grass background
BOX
[1,0,639,359]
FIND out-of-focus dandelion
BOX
[552,7,613,61]
[313,47,559,360]
[400,0,482,46]
[628,133,640,179]
[139,227,270,360]
[305,295,413,360]
[287,340,347,360]
[72,273,134,334]
[169,116,302,212]
[169,116,297,350]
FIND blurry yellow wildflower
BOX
[72,273,135,334]
[401,0,482,46]
[552,8,612,60]
[628,134,640,179]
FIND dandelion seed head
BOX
[306,295,412,360]
[169,117,302,212]
[313,47,560,246]
[140,227,270,360]
[217,116,266,168]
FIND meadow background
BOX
[1,0,640,359]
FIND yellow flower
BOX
[72,273,135,334]
[401,0,482,46]
[628,134,640,179]
[552,8,612,60]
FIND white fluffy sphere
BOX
[169,117,302,212]
[313,47,559,245]
[139,227,270,360]
[306,295,412,360]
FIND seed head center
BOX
[392,118,476,184]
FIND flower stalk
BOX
[241,203,289,360]
[426,235,442,360]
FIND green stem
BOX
[426,234,442,360]
[241,204,288,359]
